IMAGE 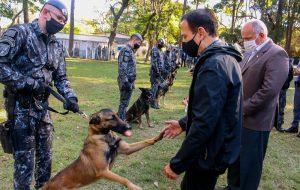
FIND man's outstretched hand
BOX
[163,120,183,139]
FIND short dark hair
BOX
[181,8,218,37]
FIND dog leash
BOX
[36,86,89,120]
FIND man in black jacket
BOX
[162,9,243,190]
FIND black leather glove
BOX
[63,97,79,113]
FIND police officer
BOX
[117,33,143,120]
[164,45,172,80]
[0,0,79,189]
[286,59,300,136]
[150,38,166,109]
[276,58,294,131]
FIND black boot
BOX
[275,125,285,132]
[284,126,299,133]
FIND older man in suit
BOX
[227,19,289,190]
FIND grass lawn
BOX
[0,58,299,190]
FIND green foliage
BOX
[61,23,81,34]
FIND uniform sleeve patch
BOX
[0,43,11,56]
[123,51,130,62]
[0,37,15,47]
[3,29,17,38]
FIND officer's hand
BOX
[64,97,79,113]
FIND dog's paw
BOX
[128,183,142,190]
[153,131,165,142]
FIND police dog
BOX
[42,109,164,190]
[126,88,153,128]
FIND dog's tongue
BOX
[124,130,133,137]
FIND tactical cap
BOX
[44,0,68,21]
[131,33,143,41]
[158,38,166,46]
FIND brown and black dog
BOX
[42,108,164,190]
[126,88,153,128]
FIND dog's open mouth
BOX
[111,124,133,137]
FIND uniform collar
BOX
[255,38,270,52]
[32,19,45,37]
[126,44,134,51]
[32,19,56,41]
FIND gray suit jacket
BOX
[241,39,289,131]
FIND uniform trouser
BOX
[180,169,219,190]
[291,82,300,128]
[118,89,133,120]
[227,127,270,190]
[278,89,288,127]
[11,114,53,190]
[150,78,160,103]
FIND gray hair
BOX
[243,19,268,36]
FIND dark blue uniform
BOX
[117,44,136,120]
[150,46,164,103]
[0,20,77,189]
[164,50,172,79]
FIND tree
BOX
[284,0,299,55]
[68,0,75,57]
[107,0,131,60]
[23,0,29,23]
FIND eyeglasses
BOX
[48,10,67,24]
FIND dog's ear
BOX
[89,114,101,125]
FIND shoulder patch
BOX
[0,43,11,56]
[123,51,131,62]
[0,37,15,47]
[3,29,17,38]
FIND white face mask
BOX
[243,37,258,52]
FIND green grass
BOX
[0,58,299,190]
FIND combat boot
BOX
[284,126,298,133]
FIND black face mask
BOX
[133,43,141,50]
[46,17,64,35]
[182,33,201,57]
[157,44,164,49]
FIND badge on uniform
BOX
[0,43,10,56]
[123,52,130,62]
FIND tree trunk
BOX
[284,0,298,55]
[68,0,75,57]
[108,0,130,60]
[145,38,153,62]
[230,0,237,34]
[274,0,285,43]
[23,0,29,23]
